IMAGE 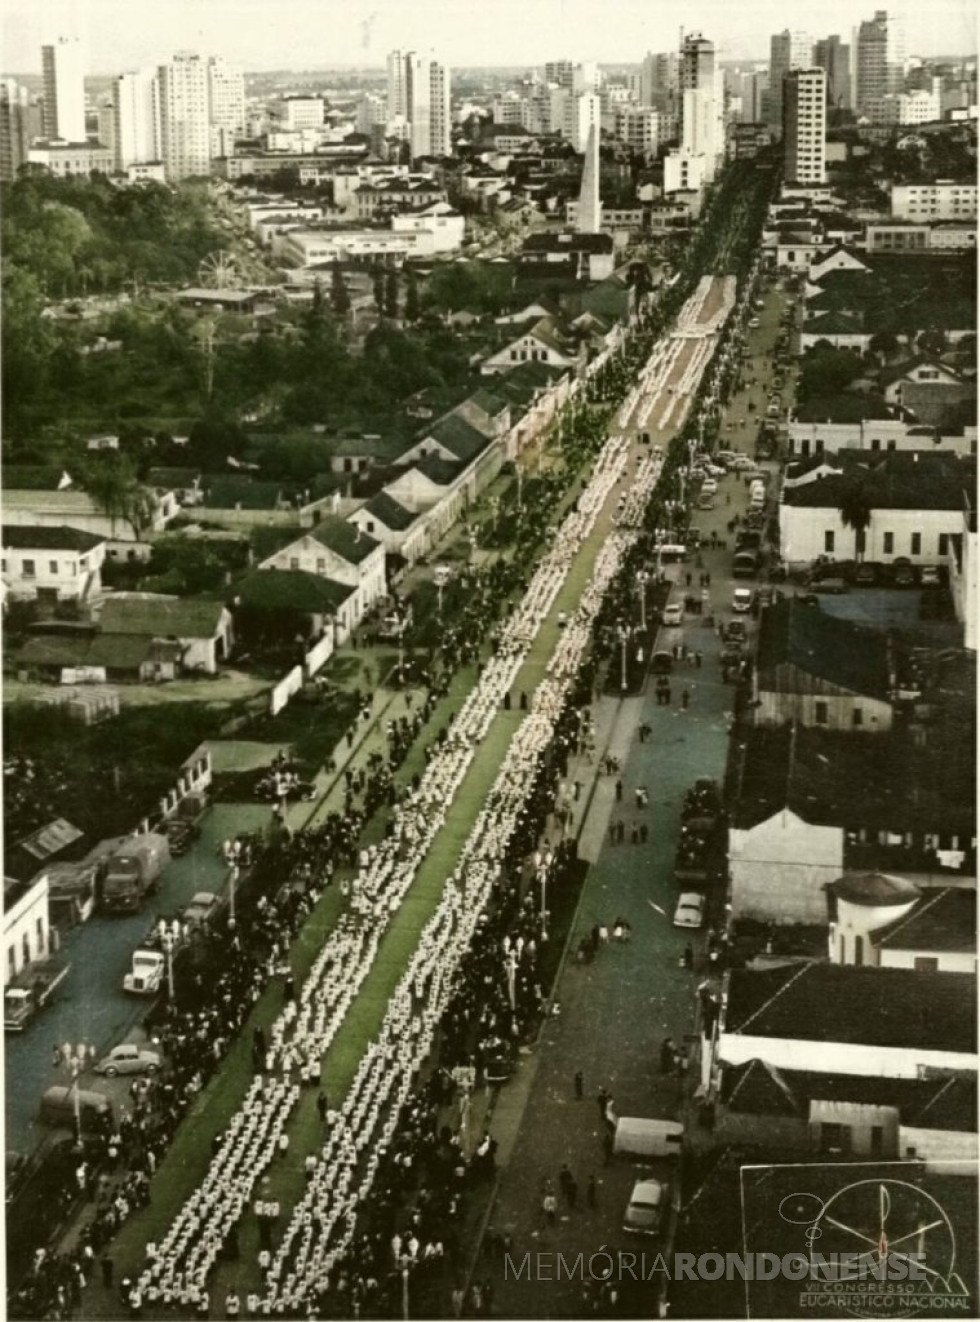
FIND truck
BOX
[100,833,170,913]
[122,949,166,996]
[3,957,72,1032]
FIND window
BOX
[852,707,864,727]
[366,522,375,533]
[8,946,16,979]
[914,956,939,972]
[883,532,894,555]
[824,530,835,553]
[22,934,31,968]
[316,558,326,573]
[22,558,36,578]
[35,918,44,956]
[815,700,829,725]
[820,1122,852,1152]
[854,935,864,966]
[49,560,59,575]
[870,438,881,451]
[910,532,921,556]
[870,1125,884,1156]
[938,533,949,556]
[289,557,300,570]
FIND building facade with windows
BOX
[783,68,827,184]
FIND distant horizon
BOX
[2,0,976,76]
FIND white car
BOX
[732,588,754,613]
[662,603,684,627]
[623,1178,668,1236]
[701,478,718,496]
[673,892,705,929]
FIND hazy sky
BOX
[3,0,976,74]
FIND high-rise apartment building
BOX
[640,51,679,108]
[783,68,827,185]
[561,92,600,152]
[387,51,450,159]
[769,30,814,128]
[0,80,32,181]
[208,57,245,157]
[614,106,660,156]
[544,60,575,90]
[41,37,87,141]
[813,35,852,111]
[679,33,720,182]
[158,52,211,181]
[113,69,160,169]
[854,10,906,114]
[680,33,715,92]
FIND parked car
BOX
[920,565,941,587]
[732,588,754,613]
[662,603,684,627]
[93,1044,161,1078]
[892,560,916,587]
[701,478,718,496]
[651,651,674,674]
[810,578,849,595]
[623,1178,669,1237]
[854,563,879,586]
[182,891,220,929]
[726,620,748,643]
[673,892,706,929]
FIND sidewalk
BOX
[463,475,753,1320]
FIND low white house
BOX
[97,595,234,674]
[390,203,465,255]
[253,517,386,627]
[779,452,971,567]
[2,488,176,556]
[480,317,583,377]
[730,805,845,924]
[3,874,50,985]
[2,525,107,603]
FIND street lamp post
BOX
[503,941,517,1011]
[58,1041,97,1150]
[228,864,239,930]
[158,918,182,1004]
[618,622,629,692]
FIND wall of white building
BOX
[4,876,50,985]
[729,809,845,923]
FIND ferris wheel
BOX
[198,250,244,291]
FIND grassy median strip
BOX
[96,456,622,1311]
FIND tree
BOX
[404,266,420,322]
[917,328,948,358]
[837,475,873,562]
[384,268,399,320]
[868,331,899,361]
[330,264,351,315]
[81,454,158,540]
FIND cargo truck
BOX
[100,833,170,913]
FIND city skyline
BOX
[2,0,976,76]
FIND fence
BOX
[270,665,303,715]
[132,742,214,836]
[303,632,334,680]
